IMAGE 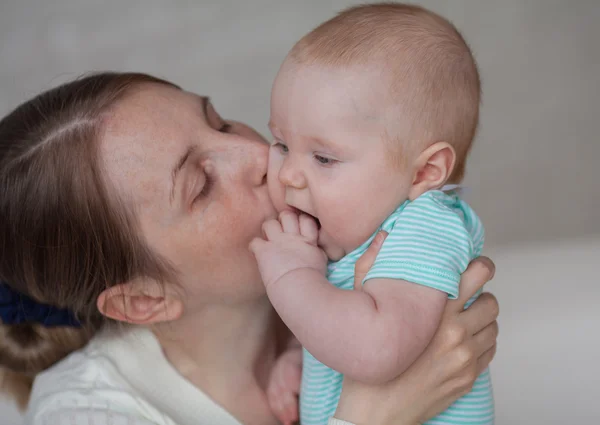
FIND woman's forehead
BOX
[103,85,208,158]
[99,85,208,204]
[108,84,207,133]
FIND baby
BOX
[250,3,493,425]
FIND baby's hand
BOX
[267,346,303,425]
[249,211,327,289]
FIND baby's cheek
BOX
[319,232,346,261]
[267,161,287,213]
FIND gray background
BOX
[1,1,599,424]
[0,0,598,249]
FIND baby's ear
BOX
[408,142,456,201]
[97,278,183,325]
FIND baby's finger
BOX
[248,237,267,256]
[299,214,319,244]
[280,210,300,234]
[262,218,283,240]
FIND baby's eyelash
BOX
[314,154,337,166]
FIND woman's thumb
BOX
[353,231,388,290]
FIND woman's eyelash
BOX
[193,174,214,203]
[273,141,288,153]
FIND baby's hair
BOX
[0,72,179,408]
[289,2,481,182]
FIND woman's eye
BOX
[193,174,214,203]
[314,154,336,165]
[273,142,289,154]
[219,123,232,133]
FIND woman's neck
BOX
[154,294,280,425]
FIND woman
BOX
[0,72,498,425]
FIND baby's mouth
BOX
[290,206,321,229]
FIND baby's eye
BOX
[273,141,289,154]
[314,154,336,165]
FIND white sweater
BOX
[25,327,243,425]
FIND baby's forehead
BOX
[282,57,419,121]
[277,60,397,117]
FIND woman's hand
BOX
[335,255,498,425]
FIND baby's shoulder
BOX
[385,190,484,254]
[389,190,467,223]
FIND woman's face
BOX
[100,83,276,307]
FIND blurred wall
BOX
[0,0,598,248]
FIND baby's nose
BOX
[278,157,307,189]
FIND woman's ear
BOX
[97,279,183,325]
[408,142,456,201]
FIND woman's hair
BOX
[0,72,179,408]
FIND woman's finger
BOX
[471,320,498,357]
[263,218,283,240]
[447,257,495,315]
[458,292,499,335]
[279,211,300,234]
[299,213,319,244]
[476,344,497,376]
[353,231,387,290]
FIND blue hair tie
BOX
[0,281,81,327]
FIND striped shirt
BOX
[300,190,494,425]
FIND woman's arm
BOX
[334,256,498,425]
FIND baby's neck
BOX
[154,294,280,424]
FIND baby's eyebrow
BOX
[310,136,345,156]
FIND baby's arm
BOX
[251,193,476,384]
[249,212,438,382]
[267,269,446,384]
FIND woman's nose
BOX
[234,137,269,187]
[279,156,307,189]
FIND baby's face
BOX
[268,62,414,260]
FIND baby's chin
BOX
[318,230,346,262]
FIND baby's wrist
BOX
[267,266,325,291]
